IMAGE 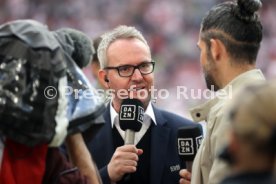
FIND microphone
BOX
[118,98,144,182]
[177,124,203,172]
[119,98,144,145]
[54,28,94,68]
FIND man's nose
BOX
[131,68,143,81]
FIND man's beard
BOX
[204,71,220,91]
[203,52,220,91]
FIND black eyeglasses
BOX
[104,61,155,77]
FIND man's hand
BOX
[179,169,191,184]
[107,145,143,182]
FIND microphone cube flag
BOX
[119,98,144,132]
[120,105,136,120]
[177,124,203,161]
[138,106,144,123]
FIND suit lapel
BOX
[150,107,170,184]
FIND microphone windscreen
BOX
[55,28,94,68]
[177,124,203,161]
[119,98,144,132]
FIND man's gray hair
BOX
[97,25,150,69]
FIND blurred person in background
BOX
[90,36,104,89]
[85,25,198,184]
[54,27,104,184]
[219,81,276,184]
[179,0,265,183]
[81,35,107,156]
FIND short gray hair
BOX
[97,25,150,69]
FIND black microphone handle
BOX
[125,129,135,145]
[186,161,193,172]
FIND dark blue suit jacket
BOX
[85,105,196,184]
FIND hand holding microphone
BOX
[107,98,144,182]
[177,124,203,184]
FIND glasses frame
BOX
[104,61,155,77]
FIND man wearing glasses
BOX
[85,25,197,184]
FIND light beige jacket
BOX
[190,69,265,184]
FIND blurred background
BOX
[1,0,276,118]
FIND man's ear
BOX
[210,38,227,62]
[98,69,109,89]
